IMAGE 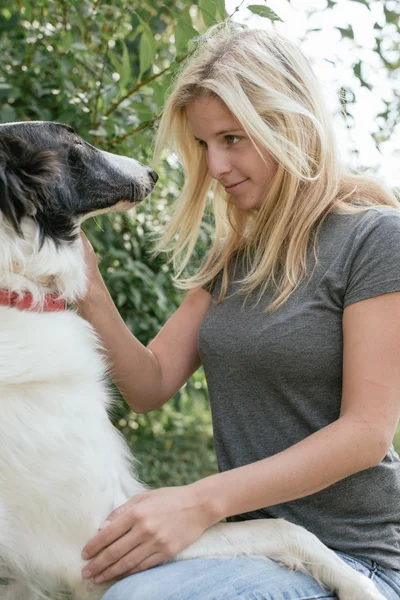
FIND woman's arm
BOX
[77,233,211,413]
[81,290,400,583]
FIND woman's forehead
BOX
[185,98,242,138]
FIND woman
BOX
[78,24,400,599]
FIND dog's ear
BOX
[0,132,61,235]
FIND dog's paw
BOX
[338,574,386,600]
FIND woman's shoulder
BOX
[321,205,400,244]
[314,206,400,281]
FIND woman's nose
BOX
[207,148,232,180]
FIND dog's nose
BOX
[148,169,158,184]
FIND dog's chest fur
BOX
[0,306,145,594]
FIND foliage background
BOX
[0,0,399,486]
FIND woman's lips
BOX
[224,178,249,192]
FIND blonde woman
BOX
[78,24,400,599]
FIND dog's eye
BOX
[74,138,83,146]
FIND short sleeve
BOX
[344,208,400,308]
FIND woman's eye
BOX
[196,136,241,149]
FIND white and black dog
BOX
[0,122,384,600]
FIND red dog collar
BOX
[0,289,66,312]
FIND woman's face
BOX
[185,96,278,211]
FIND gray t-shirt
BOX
[198,207,400,569]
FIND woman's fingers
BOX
[127,552,167,575]
[81,487,210,584]
[82,529,138,580]
[82,512,135,562]
[93,545,163,583]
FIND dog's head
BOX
[0,121,158,244]
[0,121,158,303]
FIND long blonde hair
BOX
[153,22,398,309]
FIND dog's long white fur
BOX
[0,175,385,600]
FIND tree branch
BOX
[229,0,246,19]
[102,51,191,120]
[109,115,160,146]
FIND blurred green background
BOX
[1,0,399,487]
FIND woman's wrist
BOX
[75,275,109,317]
[188,475,229,527]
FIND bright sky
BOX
[225,0,400,189]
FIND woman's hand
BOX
[76,231,104,308]
[81,486,214,584]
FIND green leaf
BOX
[22,2,33,20]
[153,73,173,109]
[88,125,108,137]
[350,0,371,9]
[109,50,123,73]
[0,104,16,122]
[247,4,283,21]
[63,30,74,50]
[137,107,154,121]
[138,20,156,79]
[174,20,198,55]
[384,6,400,25]
[0,83,12,98]
[170,8,199,55]
[121,41,131,89]
[70,42,88,51]
[353,61,372,90]
[117,292,127,306]
[215,0,225,19]
[199,0,217,27]
[336,25,354,40]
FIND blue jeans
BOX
[101,552,400,599]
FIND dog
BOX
[0,121,384,600]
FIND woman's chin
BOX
[228,195,262,211]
